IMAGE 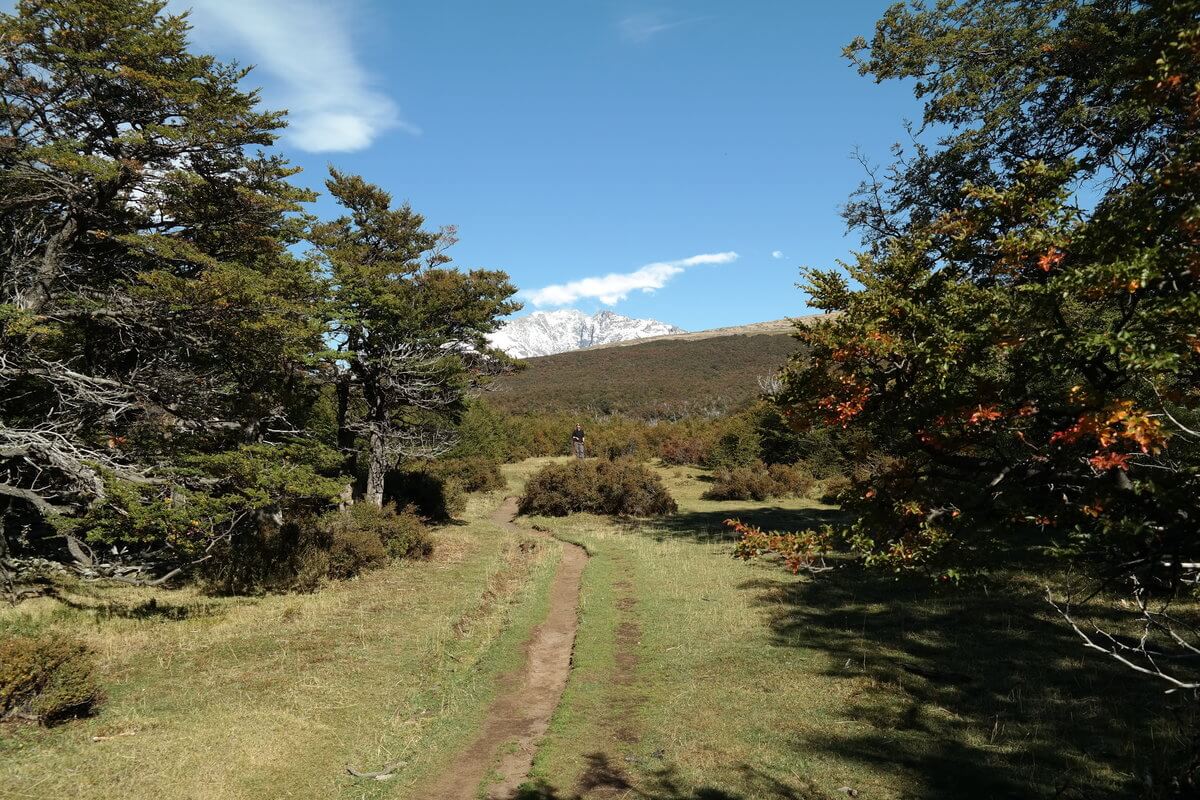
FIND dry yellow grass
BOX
[0,491,561,800]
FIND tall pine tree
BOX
[0,0,329,577]
[314,169,519,506]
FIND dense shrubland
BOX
[467,398,860,478]
[518,460,678,517]
[702,462,815,502]
[490,333,799,418]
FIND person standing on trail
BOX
[571,424,586,459]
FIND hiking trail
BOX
[418,496,587,799]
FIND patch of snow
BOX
[487,309,685,358]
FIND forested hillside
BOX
[490,332,799,418]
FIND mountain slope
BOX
[487,310,684,358]
[488,326,800,418]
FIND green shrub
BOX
[320,503,431,579]
[325,527,387,580]
[434,456,506,494]
[385,467,466,521]
[518,460,677,517]
[767,462,816,497]
[818,475,854,504]
[703,464,775,501]
[445,399,516,462]
[703,461,816,501]
[377,504,434,559]
[1,634,103,725]
[657,433,711,465]
[705,420,761,470]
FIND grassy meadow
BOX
[0,490,561,800]
[517,462,1189,799]
[2,459,1191,800]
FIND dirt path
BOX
[418,496,588,799]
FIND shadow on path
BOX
[515,754,821,799]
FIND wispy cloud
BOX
[526,252,738,307]
[618,12,708,44]
[771,250,785,259]
[183,0,412,152]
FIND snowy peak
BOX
[487,309,685,358]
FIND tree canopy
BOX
[776,0,1199,580]
[314,169,519,506]
[0,0,517,586]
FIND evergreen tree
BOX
[313,170,519,506]
[0,0,330,578]
[776,0,1198,579]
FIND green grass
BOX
[516,462,1192,799]
[4,459,1192,799]
[0,490,562,800]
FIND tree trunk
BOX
[22,217,77,312]
[335,371,359,503]
[365,430,387,508]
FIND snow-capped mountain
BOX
[487,310,685,358]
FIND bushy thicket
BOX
[1,634,102,725]
[202,502,431,593]
[326,502,431,561]
[486,400,862,480]
[384,466,465,521]
[518,460,678,517]
[702,462,816,501]
[436,457,506,494]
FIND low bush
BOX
[434,456,506,494]
[325,526,388,580]
[320,503,432,579]
[385,467,465,521]
[702,461,816,501]
[703,464,777,501]
[1,634,103,725]
[817,474,854,504]
[658,434,711,466]
[518,460,677,517]
[705,422,762,470]
[768,463,816,497]
[202,513,327,595]
[377,504,434,559]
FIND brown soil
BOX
[417,496,588,799]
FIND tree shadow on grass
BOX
[740,563,1193,799]
[626,505,849,546]
[51,590,228,621]
[515,753,821,799]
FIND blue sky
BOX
[179,1,917,331]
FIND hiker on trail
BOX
[571,424,586,459]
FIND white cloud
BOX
[183,0,412,152]
[526,252,738,307]
[771,250,785,259]
[618,12,708,44]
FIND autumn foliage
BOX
[766,0,1200,579]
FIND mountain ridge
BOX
[487,309,684,358]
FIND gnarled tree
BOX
[0,0,330,585]
[313,170,519,507]
[774,0,1198,581]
